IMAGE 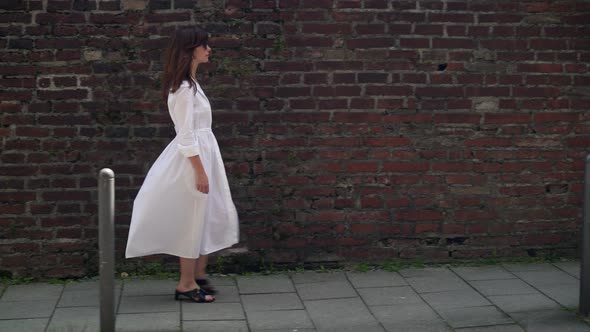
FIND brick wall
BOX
[1,0,589,278]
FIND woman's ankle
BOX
[177,279,198,290]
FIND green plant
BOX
[262,261,275,275]
[48,278,71,285]
[216,57,254,79]
[410,259,425,268]
[0,276,34,285]
[294,264,305,273]
[225,18,242,28]
[216,256,225,275]
[355,262,371,272]
[272,36,286,53]
[8,222,16,237]
[380,260,404,272]
[271,206,282,216]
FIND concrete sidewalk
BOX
[0,261,589,332]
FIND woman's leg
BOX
[177,257,214,301]
[195,254,208,280]
[177,257,199,291]
[194,254,217,294]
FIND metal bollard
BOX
[99,168,116,332]
[581,155,590,317]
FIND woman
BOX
[125,26,240,303]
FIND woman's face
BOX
[192,44,211,64]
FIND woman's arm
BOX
[189,155,208,194]
[173,85,209,194]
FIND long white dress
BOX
[125,80,239,259]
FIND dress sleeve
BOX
[173,85,201,157]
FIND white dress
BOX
[125,80,239,259]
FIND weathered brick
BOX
[347,38,395,48]
[302,23,351,34]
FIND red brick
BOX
[416,87,463,97]
[567,137,590,147]
[434,114,481,124]
[430,13,473,23]
[399,38,429,48]
[347,38,396,48]
[365,85,412,96]
[308,211,346,223]
[432,162,474,172]
[302,23,352,34]
[415,223,440,234]
[383,162,429,172]
[346,162,378,172]
[432,38,475,49]
[351,223,377,234]
[518,63,563,73]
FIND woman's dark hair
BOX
[161,26,209,101]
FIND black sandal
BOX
[174,288,215,303]
[196,278,217,295]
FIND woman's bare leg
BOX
[195,254,208,280]
[177,257,214,301]
[177,257,199,291]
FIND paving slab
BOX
[0,299,56,319]
[250,330,317,332]
[118,295,179,313]
[242,293,303,311]
[358,286,423,306]
[399,267,454,278]
[370,302,441,325]
[421,289,491,310]
[213,285,240,303]
[208,276,237,286]
[553,261,581,279]
[246,309,315,330]
[122,279,177,297]
[487,293,561,313]
[451,266,516,281]
[406,275,471,293]
[183,320,249,332]
[502,263,559,272]
[469,279,539,296]
[305,297,384,332]
[454,325,525,332]
[0,283,62,301]
[509,309,590,332]
[116,312,180,332]
[436,306,514,328]
[291,271,347,284]
[63,279,122,292]
[536,283,580,308]
[0,318,48,332]
[237,275,295,294]
[346,271,407,288]
[296,281,357,300]
[58,288,122,307]
[382,321,453,332]
[46,306,99,332]
[512,270,579,286]
[182,302,245,320]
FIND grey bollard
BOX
[581,155,590,317]
[99,168,116,332]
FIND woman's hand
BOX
[195,169,209,194]
[188,155,208,194]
